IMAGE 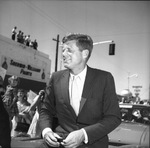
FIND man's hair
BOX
[62,33,93,58]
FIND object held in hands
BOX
[56,137,63,143]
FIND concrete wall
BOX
[0,34,51,91]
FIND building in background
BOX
[0,34,51,92]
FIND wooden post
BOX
[53,34,59,72]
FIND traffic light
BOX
[109,43,115,55]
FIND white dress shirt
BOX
[69,65,88,143]
[69,66,87,115]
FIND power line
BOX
[23,0,70,33]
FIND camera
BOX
[57,138,63,143]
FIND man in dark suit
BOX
[39,33,121,148]
[0,76,11,148]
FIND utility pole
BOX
[52,34,59,72]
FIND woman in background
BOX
[11,89,32,137]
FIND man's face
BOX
[10,79,18,87]
[62,40,84,70]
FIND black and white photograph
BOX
[0,0,149,148]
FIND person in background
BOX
[132,109,143,123]
[17,30,22,43]
[25,35,31,46]
[16,89,32,123]
[23,35,27,45]
[20,31,24,44]
[11,89,31,137]
[29,40,34,48]
[0,76,11,148]
[11,26,17,41]
[3,75,19,124]
[11,89,45,137]
[33,39,38,50]
[27,90,45,138]
[39,33,121,148]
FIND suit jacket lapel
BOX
[60,70,77,118]
[79,66,95,114]
[79,97,87,113]
[61,70,70,104]
[60,67,95,117]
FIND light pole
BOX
[93,40,113,45]
[52,34,60,72]
[93,40,115,55]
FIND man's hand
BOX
[44,131,63,147]
[62,129,85,148]
[39,90,45,97]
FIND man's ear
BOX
[82,50,89,59]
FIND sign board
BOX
[1,56,47,83]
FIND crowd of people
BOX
[11,26,38,50]
[0,75,44,142]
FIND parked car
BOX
[108,103,150,147]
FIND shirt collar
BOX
[70,65,87,81]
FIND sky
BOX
[0,0,150,99]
